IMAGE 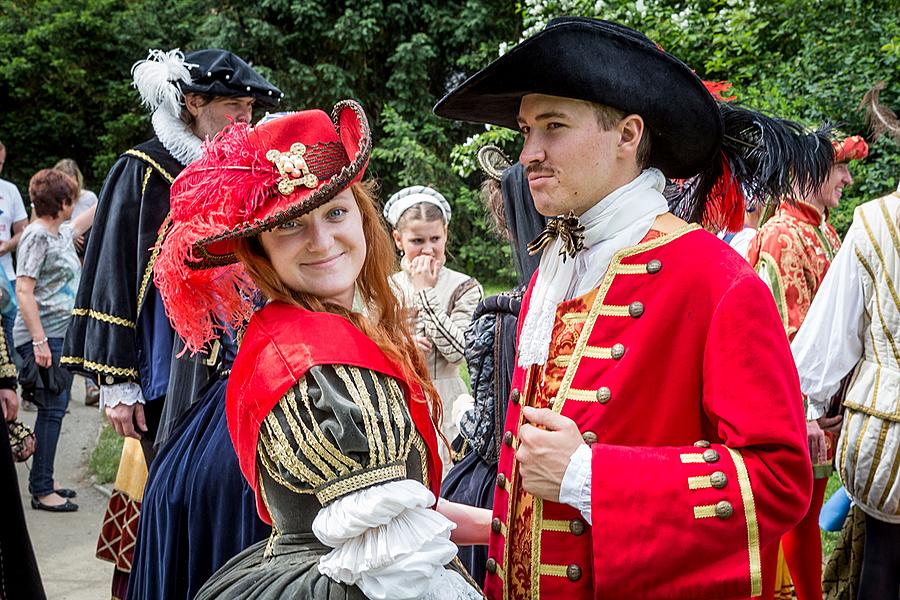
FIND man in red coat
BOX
[747,134,868,600]
[435,17,814,599]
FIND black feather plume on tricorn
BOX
[668,104,833,232]
[860,81,900,144]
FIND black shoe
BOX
[85,387,100,406]
[54,488,77,499]
[31,496,79,512]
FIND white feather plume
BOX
[131,48,191,114]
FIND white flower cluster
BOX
[671,6,692,29]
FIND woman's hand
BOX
[436,499,492,546]
[409,255,440,291]
[0,388,19,422]
[34,340,52,368]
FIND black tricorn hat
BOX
[182,49,283,110]
[433,17,722,179]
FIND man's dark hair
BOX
[180,93,216,127]
[29,169,77,218]
[592,103,653,169]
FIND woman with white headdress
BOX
[385,187,483,468]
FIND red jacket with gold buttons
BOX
[484,226,812,600]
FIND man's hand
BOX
[105,403,147,439]
[0,388,19,422]
[808,415,841,464]
[516,406,585,502]
[0,240,10,257]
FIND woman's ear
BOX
[392,229,404,252]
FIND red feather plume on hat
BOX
[152,126,264,354]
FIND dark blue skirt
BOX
[127,377,270,600]
[440,449,497,588]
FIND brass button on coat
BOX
[496,473,507,489]
[486,558,498,574]
[702,449,720,463]
[503,431,514,447]
[491,518,502,534]
[628,301,645,318]
[566,564,582,581]
[105,375,115,385]
[715,500,734,519]
[596,387,611,404]
[511,388,521,404]
[710,471,728,489]
[582,431,598,445]
[693,440,710,448]
[569,519,586,536]
[647,259,663,274]
[611,343,626,360]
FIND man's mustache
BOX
[525,163,553,177]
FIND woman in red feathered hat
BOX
[154,101,485,599]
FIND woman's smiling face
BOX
[258,187,366,309]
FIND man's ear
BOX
[184,93,203,118]
[617,114,645,160]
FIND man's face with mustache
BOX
[516,94,623,217]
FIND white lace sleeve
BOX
[312,479,481,600]
[99,381,145,410]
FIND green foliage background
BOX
[1,0,899,285]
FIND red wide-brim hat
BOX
[153,100,371,352]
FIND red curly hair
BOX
[233,181,444,438]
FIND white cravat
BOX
[517,168,670,368]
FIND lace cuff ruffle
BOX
[312,479,477,600]
[99,381,145,410]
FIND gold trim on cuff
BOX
[71,308,136,329]
[314,462,407,506]
[726,447,762,597]
[59,356,139,379]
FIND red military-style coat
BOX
[484,225,812,600]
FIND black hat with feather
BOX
[434,17,833,232]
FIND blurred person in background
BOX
[385,185,483,469]
[0,141,29,356]
[748,133,868,600]
[15,168,93,512]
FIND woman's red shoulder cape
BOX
[226,301,442,523]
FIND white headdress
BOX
[383,186,451,227]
